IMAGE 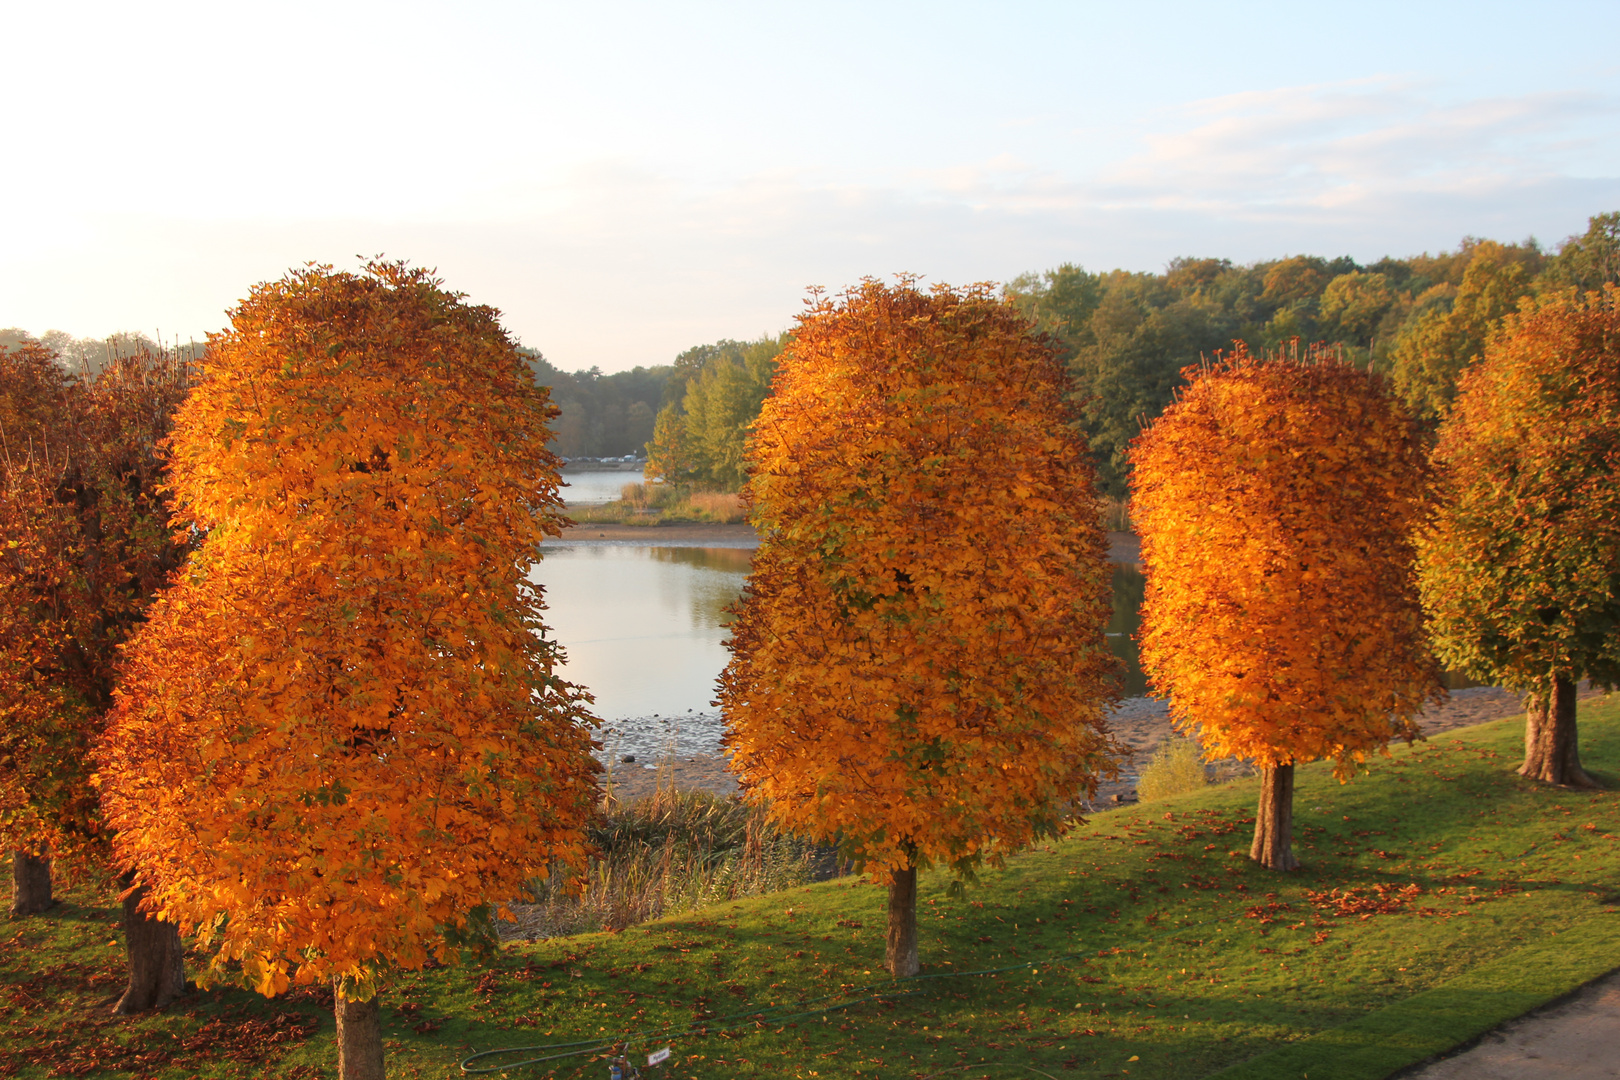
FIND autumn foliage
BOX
[0,342,191,890]
[1417,287,1620,787]
[1130,345,1441,869]
[95,264,601,1010]
[720,279,1120,974]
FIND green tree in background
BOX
[1542,212,1620,294]
[647,333,787,489]
[1389,240,1544,420]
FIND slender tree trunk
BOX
[1250,764,1300,872]
[1520,675,1597,788]
[9,851,54,917]
[885,865,920,978]
[114,874,187,1014]
[335,980,387,1080]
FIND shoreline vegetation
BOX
[564,482,747,526]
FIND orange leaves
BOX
[95,263,600,995]
[721,280,1121,882]
[0,340,192,867]
[1129,344,1440,775]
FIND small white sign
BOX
[647,1047,672,1066]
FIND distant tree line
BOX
[520,351,666,460]
[1006,211,1620,495]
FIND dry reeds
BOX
[503,786,824,939]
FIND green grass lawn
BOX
[5,698,1619,1080]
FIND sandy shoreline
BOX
[600,684,1611,805]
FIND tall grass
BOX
[568,482,747,524]
[505,787,825,939]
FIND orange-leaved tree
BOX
[95,263,600,1079]
[1417,287,1620,788]
[1130,344,1441,871]
[720,279,1121,977]
[0,340,194,1012]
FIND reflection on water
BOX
[529,546,747,733]
[1108,565,1149,697]
[558,468,646,506]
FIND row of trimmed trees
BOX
[723,280,1619,980]
[1125,287,1620,869]
[3,265,603,1079]
[3,269,1614,1075]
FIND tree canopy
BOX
[1417,286,1620,787]
[720,280,1120,975]
[0,340,191,885]
[1130,345,1440,870]
[96,264,601,1038]
[646,333,787,488]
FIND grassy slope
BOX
[5,700,1619,1080]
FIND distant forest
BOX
[642,212,1620,495]
[10,213,1616,495]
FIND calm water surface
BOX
[531,544,1149,758]
[558,468,646,506]
[529,545,751,758]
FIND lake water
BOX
[530,543,1149,760]
[558,468,647,506]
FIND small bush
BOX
[1136,737,1208,801]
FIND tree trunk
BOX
[335,980,387,1080]
[1249,764,1300,872]
[9,851,54,917]
[114,874,187,1014]
[886,864,920,978]
[1520,675,1597,788]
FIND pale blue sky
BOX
[4,1,1618,371]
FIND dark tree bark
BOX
[1250,764,1300,872]
[9,851,54,917]
[113,874,187,1014]
[1520,675,1598,788]
[335,981,386,1080]
[886,864,920,978]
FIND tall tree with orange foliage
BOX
[720,279,1121,977]
[1418,287,1620,789]
[1130,345,1441,871]
[96,264,601,1080]
[0,340,194,1011]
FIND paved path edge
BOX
[1204,916,1620,1080]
